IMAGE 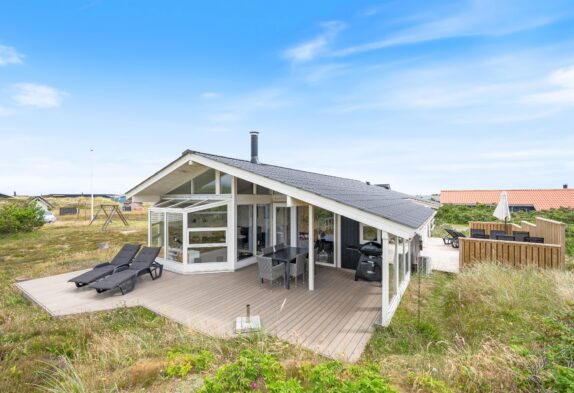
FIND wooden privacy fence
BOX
[468,221,519,235]
[463,217,566,269]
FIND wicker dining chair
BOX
[257,255,284,289]
[289,253,306,286]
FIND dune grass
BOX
[365,263,574,392]
[1,212,573,392]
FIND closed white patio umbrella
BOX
[493,191,511,231]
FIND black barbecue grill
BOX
[347,241,382,283]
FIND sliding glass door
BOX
[274,206,291,246]
[237,205,254,260]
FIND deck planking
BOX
[16,264,381,362]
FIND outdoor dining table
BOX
[263,247,308,289]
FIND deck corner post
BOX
[381,231,389,326]
[309,205,315,291]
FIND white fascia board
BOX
[125,154,192,198]
[189,153,416,239]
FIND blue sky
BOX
[1,0,573,196]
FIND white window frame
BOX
[360,223,381,243]
[312,207,336,268]
[186,226,228,264]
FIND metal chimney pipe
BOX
[564,184,568,189]
[250,131,260,164]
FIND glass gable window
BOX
[167,181,191,195]
[192,169,216,194]
[220,172,232,194]
[256,185,271,195]
[188,205,227,228]
[237,178,254,194]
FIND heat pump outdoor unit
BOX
[417,256,432,275]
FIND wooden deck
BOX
[16,264,381,362]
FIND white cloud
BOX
[523,65,574,106]
[12,83,68,108]
[0,45,24,66]
[333,1,565,57]
[201,92,221,99]
[283,21,345,63]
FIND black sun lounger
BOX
[443,228,466,248]
[68,244,141,287]
[89,247,162,295]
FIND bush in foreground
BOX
[199,350,396,393]
[0,202,44,234]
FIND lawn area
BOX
[1,206,573,392]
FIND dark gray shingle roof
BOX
[193,151,434,229]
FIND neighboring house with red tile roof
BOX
[440,187,574,211]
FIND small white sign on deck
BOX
[235,316,261,333]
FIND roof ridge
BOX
[187,149,410,196]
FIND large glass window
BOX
[398,238,405,285]
[150,212,165,259]
[314,207,334,265]
[188,246,227,263]
[256,185,272,195]
[256,204,271,253]
[192,169,216,194]
[237,178,254,194]
[188,205,227,228]
[297,207,309,249]
[275,206,291,246]
[167,181,191,195]
[166,213,183,263]
[220,172,232,194]
[187,203,228,264]
[361,225,379,243]
[237,205,254,260]
[189,230,226,244]
[388,236,398,304]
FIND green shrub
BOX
[0,202,45,234]
[164,349,214,378]
[200,350,397,393]
[408,371,452,393]
[305,361,396,393]
[200,350,301,392]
